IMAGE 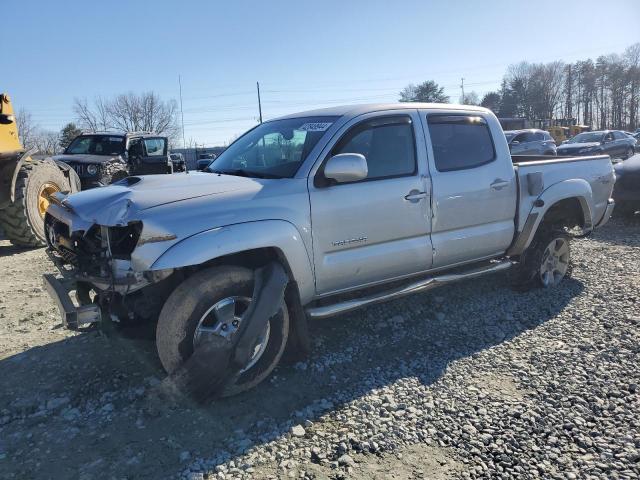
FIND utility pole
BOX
[178,75,186,149]
[256,81,263,123]
[460,77,465,105]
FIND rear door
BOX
[308,110,432,295]
[421,111,517,268]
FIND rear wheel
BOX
[624,147,634,160]
[511,227,571,289]
[156,265,289,397]
[0,157,73,247]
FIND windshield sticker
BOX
[297,122,332,132]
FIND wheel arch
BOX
[508,179,594,256]
[150,220,316,304]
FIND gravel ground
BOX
[0,216,638,479]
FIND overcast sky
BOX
[5,0,640,146]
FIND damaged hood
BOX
[61,172,262,226]
[53,153,124,165]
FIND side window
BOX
[144,138,166,156]
[427,115,495,172]
[512,134,525,143]
[613,131,625,140]
[521,131,536,143]
[332,116,416,180]
[544,132,554,141]
[534,132,545,141]
[604,132,614,141]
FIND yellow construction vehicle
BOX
[546,126,569,145]
[0,93,79,246]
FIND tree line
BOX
[17,92,179,155]
[400,43,640,131]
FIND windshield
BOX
[208,116,338,178]
[504,132,516,141]
[65,135,125,155]
[567,132,603,144]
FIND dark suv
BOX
[53,132,172,189]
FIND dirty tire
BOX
[99,162,129,186]
[511,227,571,290]
[0,157,71,247]
[156,265,289,397]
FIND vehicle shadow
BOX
[0,273,584,479]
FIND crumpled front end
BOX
[43,192,177,328]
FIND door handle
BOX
[404,190,428,202]
[490,179,510,190]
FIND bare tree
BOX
[73,92,180,142]
[15,108,38,150]
[73,97,110,132]
[460,91,480,105]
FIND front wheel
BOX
[511,228,571,289]
[156,265,289,397]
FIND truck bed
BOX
[512,154,613,232]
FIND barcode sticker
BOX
[297,122,332,132]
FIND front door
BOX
[421,112,517,268]
[309,111,432,295]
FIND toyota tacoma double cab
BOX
[42,103,615,396]
[54,132,172,189]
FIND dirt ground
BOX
[0,217,638,479]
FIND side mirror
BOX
[0,114,15,125]
[324,153,368,183]
[511,140,520,145]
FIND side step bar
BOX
[305,260,513,320]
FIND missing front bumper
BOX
[43,274,102,329]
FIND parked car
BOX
[557,130,636,161]
[54,132,172,189]
[504,129,557,155]
[196,153,217,171]
[612,154,640,216]
[170,153,186,172]
[43,103,615,396]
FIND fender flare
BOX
[50,158,82,193]
[508,179,594,256]
[150,220,316,304]
[3,149,32,204]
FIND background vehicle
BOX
[613,154,640,217]
[557,130,636,160]
[504,129,557,155]
[43,103,615,396]
[54,132,172,189]
[0,93,80,246]
[196,153,217,171]
[547,125,569,145]
[170,153,186,172]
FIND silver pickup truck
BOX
[43,103,615,396]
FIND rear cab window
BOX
[427,115,496,172]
